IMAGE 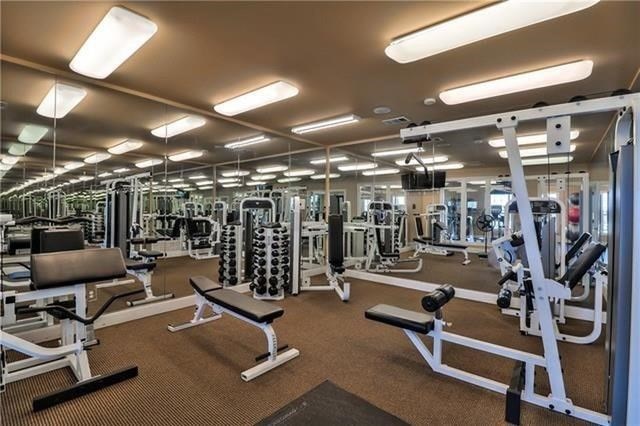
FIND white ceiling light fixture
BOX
[0,164,12,171]
[69,6,158,79]
[172,183,188,188]
[78,175,93,182]
[9,143,33,156]
[188,175,207,180]
[167,178,183,183]
[309,156,349,165]
[256,165,288,173]
[498,144,577,159]
[151,116,206,138]
[385,1,599,63]
[372,147,421,157]
[221,170,250,177]
[246,181,267,186]
[168,150,204,162]
[64,162,84,170]
[84,152,112,164]
[214,81,299,116]
[53,167,68,175]
[283,169,315,177]
[292,114,360,134]
[1,156,19,165]
[135,158,163,168]
[338,162,378,172]
[395,155,449,166]
[68,178,80,184]
[251,174,276,180]
[198,186,214,190]
[222,183,242,188]
[277,177,302,183]
[195,180,214,186]
[414,162,465,171]
[488,130,580,148]
[113,167,130,173]
[108,139,144,154]
[522,155,574,166]
[362,168,400,176]
[98,172,112,178]
[217,177,239,184]
[18,124,49,144]
[310,173,341,180]
[224,134,270,149]
[440,60,594,105]
[37,83,87,118]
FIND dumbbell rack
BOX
[218,224,240,287]
[249,223,290,300]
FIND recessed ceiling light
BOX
[168,150,204,162]
[309,156,349,165]
[395,155,449,166]
[310,173,341,180]
[135,158,163,168]
[251,174,276,180]
[221,170,250,177]
[224,134,270,149]
[9,143,33,156]
[385,1,599,63]
[113,167,130,173]
[423,98,437,106]
[37,83,87,118]
[69,7,157,79]
[373,106,391,115]
[338,162,378,171]
[217,177,239,183]
[222,183,242,188]
[108,139,144,154]
[439,60,594,105]
[292,114,360,134]
[372,147,420,157]
[256,165,288,173]
[84,152,111,164]
[64,162,84,170]
[414,162,464,171]
[214,81,299,116]
[362,168,400,176]
[277,177,302,183]
[521,155,574,166]
[498,144,577,159]
[489,130,580,148]
[18,125,48,144]
[151,116,206,138]
[283,169,315,177]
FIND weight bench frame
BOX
[168,288,299,381]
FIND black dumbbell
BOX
[256,285,267,295]
[268,286,279,296]
[271,258,279,266]
[256,267,266,276]
[228,276,238,286]
[269,276,279,286]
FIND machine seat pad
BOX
[126,260,157,272]
[189,276,222,296]
[432,242,468,250]
[206,290,284,323]
[381,252,400,258]
[131,237,160,245]
[138,250,163,258]
[413,237,431,244]
[365,304,434,334]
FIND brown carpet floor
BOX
[2,261,606,425]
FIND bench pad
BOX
[126,260,157,272]
[189,276,222,296]
[207,289,284,323]
[365,304,434,334]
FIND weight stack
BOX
[249,223,290,301]
[218,224,240,286]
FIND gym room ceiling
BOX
[1,1,639,181]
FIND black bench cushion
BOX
[432,242,468,250]
[365,304,435,334]
[559,242,606,289]
[206,289,284,323]
[189,276,222,296]
[126,260,157,272]
[31,248,127,290]
[139,250,163,258]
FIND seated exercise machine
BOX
[186,217,218,260]
[412,213,471,265]
[167,276,299,381]
[0,248,141,411]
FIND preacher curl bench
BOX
[168,276,299,381]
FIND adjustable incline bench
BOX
[0,248,142,411]
[168,276,299,381]
[412,214,471,265]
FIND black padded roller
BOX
[421,284,455,312]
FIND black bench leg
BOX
[505,361,525,425]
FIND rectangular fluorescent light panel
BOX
[37,83,87,118]
[113,167,130,173]
[188,175,207,180]
[251,174,276,180]
[283,169,315,177]
[69,6,157,79]
[371,148,420,157]
[362,168,400,176]
[310,173,341,180]
[440,60,593,105]
[222,183,242,188]
[9,143,33,156]
[338,163,377,172]
[84,152,112,164]
[256,165,288,173]
[214,81,299,116]
[18,125,49,144]
[198,186,213,190]
[78,176,93,182]
[292,115,360,134]
[309,156,349,165]
[151,116,206,138]
[277,177,302,183]
[246,181,266,186]
[221,170,250,177]
[522,156,574,166]
[195,180,214,186]
[108,139,144,154]
[489,130,580,148]
[217,177,239,183]
[385,1,599,63]
[1,156,19,165]
[414,162,464,171]
[168,150,204,162]
[224,135,270,149]
[64,162,84,170]
[135,158,163,168]
[498,144,576,159]
[98,172,112,177]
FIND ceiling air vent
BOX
[382,116,410,125]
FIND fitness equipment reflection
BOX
[412,211,471,265]
[475,213,495,258]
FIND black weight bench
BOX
[365,304,435,334]
[168,276,299,381]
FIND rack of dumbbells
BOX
[250,223,290,300]
[218,223,240,287]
